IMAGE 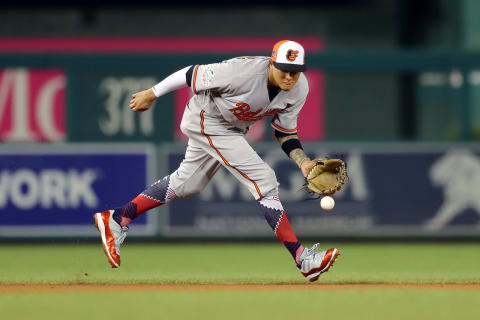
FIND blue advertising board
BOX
[0,144,157,237]
[159,143,480,238]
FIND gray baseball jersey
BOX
[189,56,308,135]
[169,56,309,200]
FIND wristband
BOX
[281,138,303,156]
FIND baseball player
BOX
[94,40,339,282]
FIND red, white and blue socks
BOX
[112,177,303,266]
[112,175,177,226]
[257,195,304,266]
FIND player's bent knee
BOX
[169,174,210,199]
[170,184,206,199]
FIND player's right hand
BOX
[300,159,317,178]
[129,89,156,112]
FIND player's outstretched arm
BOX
[275,133,315,177]
[129,65,192,112]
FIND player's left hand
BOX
[129,89,156,112]
[303,158,347,197]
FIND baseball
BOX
[320,196,335,210]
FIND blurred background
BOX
[1,0,480,241]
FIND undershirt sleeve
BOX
[274,129,296,139]
[151,65,192,97]
[186,65,194,87]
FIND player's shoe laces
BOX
[299,243,339,282]
[93,210,128,268]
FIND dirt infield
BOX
[1,283,480,292]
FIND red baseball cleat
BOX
[298,244,340,282]
[93,210,128,268]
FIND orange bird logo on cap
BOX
[286,50,299,62]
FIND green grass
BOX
[1,290,480,320]
[0,242,479,284]
[1,242,479,320]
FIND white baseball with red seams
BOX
[320,196,335,210]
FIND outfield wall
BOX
[3,48,480,144]
[0,144,158,237]
[1,142,479,239]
